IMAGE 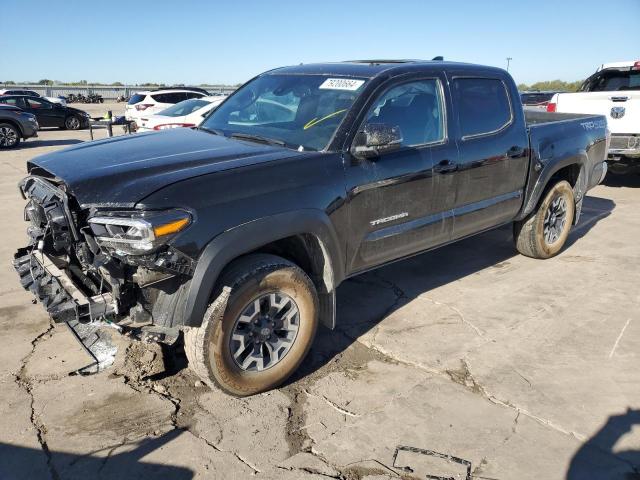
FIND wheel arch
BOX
[181,209,344,329]
[518,152,586,221]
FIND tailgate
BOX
[556,91,640,134]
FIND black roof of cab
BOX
[266,60,506,79]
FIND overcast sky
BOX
[2,0,639,86]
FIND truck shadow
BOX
[293,194,615,382]
[603,174,640,188]
[0,429,194,479]
[566,409,640,479]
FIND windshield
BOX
[581,69,640,92]
[200,74,368,151]
[159,99,210,117]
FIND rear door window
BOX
[184,92,205,99]
[152,92,186,104]
[26,98,52,109]
[0,97,23,108]
[128,94,147,105]
[452,78,513,138]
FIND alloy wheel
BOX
[543,195,568,245]
[229,292,300,372]
[0,126,18,147]
[66,116,80,129]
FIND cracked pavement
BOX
[1,108,639,479]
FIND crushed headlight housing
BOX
[88,210,191,256]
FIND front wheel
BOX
[514,180,575,259]
[64,115,81,130]
[184,254,318,396]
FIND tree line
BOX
[517,79,584,92]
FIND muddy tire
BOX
[184,254,318,396]
[514,180,575,259]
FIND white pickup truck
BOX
[548,61,639,174]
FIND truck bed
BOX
[517,110,608,222]
[524,110,603,126]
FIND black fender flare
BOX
[182,209,344,328]
[517,151,587,220]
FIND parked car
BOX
[548,60,640,174]
[0,89,66,106]
[0,104,38,148]
[136,96,225,132]
[125,87,210,127]
[14,60,608,396]
[520,91,559,110]
[0,95,90,129]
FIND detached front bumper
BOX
[13,249,119,374]
[14,248,116,323]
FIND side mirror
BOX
[350,123,403,160]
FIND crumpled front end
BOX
[13,174,195,373]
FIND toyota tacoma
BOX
[14,60,608,396]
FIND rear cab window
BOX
[582,69,640,92]
[452,78,513,139]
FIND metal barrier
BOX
[1,84,237,100]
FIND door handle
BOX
[506,146,525,158]
[434,159,458,174]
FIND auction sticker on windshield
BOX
[319,78,365,91]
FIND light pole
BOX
[506,57,513,72]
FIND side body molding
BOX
[182,209,345,329]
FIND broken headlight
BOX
[88,210,191,255]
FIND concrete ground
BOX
[0,103,638,479]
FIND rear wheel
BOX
[514,180,575,259]
[184,254,318,396]
[0,123,20,148]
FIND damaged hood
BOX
[28,128,301,208]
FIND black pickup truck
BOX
[14,60,608,396]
